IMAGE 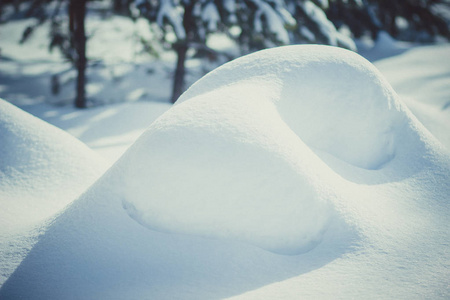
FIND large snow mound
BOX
[1,45,450,299]
[116,45,415,254]
[178,45,406,170]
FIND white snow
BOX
[254,0,292,44]
[223,0,237,23]
[0,99,107,230]
[1,14,450,298]
[19,101,171,162]
[202,2,220,32]
[0,16,177,106]
[294,1,356,51]
[178,45,404,170]
[1,44,449,299]
[373,44,450,149]
[157,1,186,40]
[0,99,108,285]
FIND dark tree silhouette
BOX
[327,0,450,41]
[134,0,298,103]
[69,0,88,108]
[0,0,88,108]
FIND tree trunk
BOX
[113,0,131,15]
[170,2,195,104]
[69,0,87,108]
[171,43,188,103]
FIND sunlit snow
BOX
[0,23,449,300]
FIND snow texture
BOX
[0,99,107,230]
[112,45,445,255]
[178,45,405,170]
[1,45,450,299]
[374,44,450,149]
[0,99,107,284]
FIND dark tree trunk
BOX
[171,43,188,103]
[69,0,87,108]
[170,2,196,104]
[113,0,131,15]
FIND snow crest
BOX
[117,45,408,254]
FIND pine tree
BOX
[134,0,298,103]
[69,0,88,108]
[286,0,356,50]
[0,0,89,108]
[370,0,450,42]
[113,0,133,15]
[327,0,450,42]
[133,0,362,102]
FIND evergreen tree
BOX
[69,0,88,108]
[112,0,133,15]
[134,0,299,103]
[326,0,378,39]
[286,0,356,50]
[327,0,450,42]
[370,0,450,42]
[133,0,361,102]
[0,0,89,108]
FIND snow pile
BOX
[115,45,412,254]
[179,45,406,170]
[0,99,108,285]
[0,99,107,230]
[1,45,449,299]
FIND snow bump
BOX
[0,99,107,230]
[113,45,410,254]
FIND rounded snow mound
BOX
[0,99,107,230]
[117,45,408,255]
[178,45,406,170]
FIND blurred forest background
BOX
[0,0,449,108]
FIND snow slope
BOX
[0,99,108,285]
[1,45,449,299]
[356,33,450,151]
[19,101,171,162]
[373,44,450,150]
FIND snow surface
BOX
[1,44,450,299]
[0,16,184,107]
[0,99,108,285]
[18,101,171,162]
[373,44,450,150]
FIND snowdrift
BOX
[0,99,108,285]
[0,99,107,230]
[119,45,447,254]
[1,46,449,299]
[373,44,450,149]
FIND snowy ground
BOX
[1,16,450,300]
